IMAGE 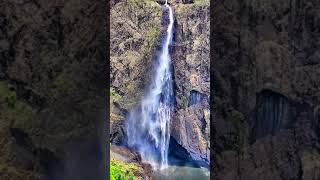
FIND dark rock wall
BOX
[213,0,320,179]
[0,0,106,179]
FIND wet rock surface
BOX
[213,0,320,179]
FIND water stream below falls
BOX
[126,0,174,170]
[154,165,210,180]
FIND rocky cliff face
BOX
[213,0,320,179]
[110,0,210,167]
[0,0,106,179]
[110,0,163,145]
[171,1,210,166]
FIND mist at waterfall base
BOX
[125,2,174,170]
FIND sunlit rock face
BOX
[170,2,210,168]
[109,1,163,161]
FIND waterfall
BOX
[126,1,174,170]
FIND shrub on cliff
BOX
[6,90,17,108]
[110,159,138,180]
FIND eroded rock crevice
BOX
[188,90,206,106]
[254,90,291,140]
[168,136,197,167]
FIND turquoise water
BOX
[153,166,210,180]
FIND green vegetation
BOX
[0,81,35,129]
[6,90,17,108]
[49,64,78,101]
[116,82,142,110]
[181,96,188,109]
[194,0,210,6]
[143,26,161,57]
[110,159,140,180]
[126,0,162,18]
[230,110,245,122]
[110,87,123,122]
[228,109,247,153]
[111,0,163,113]
[194,34,206,48]
[0,81,11,98]
[0,163,42,179]
[0,81,16,108]
[111,87,121,103]
[127,0,160,8]
[124,0,162,58]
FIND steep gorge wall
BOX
[213,0,320,179]
[110,0,163,144]
[171,1,210,166]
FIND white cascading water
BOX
[126,0,174,170]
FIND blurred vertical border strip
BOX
[210,0,215,178]
[100,0,109,179]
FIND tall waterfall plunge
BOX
[126,1,174,170]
